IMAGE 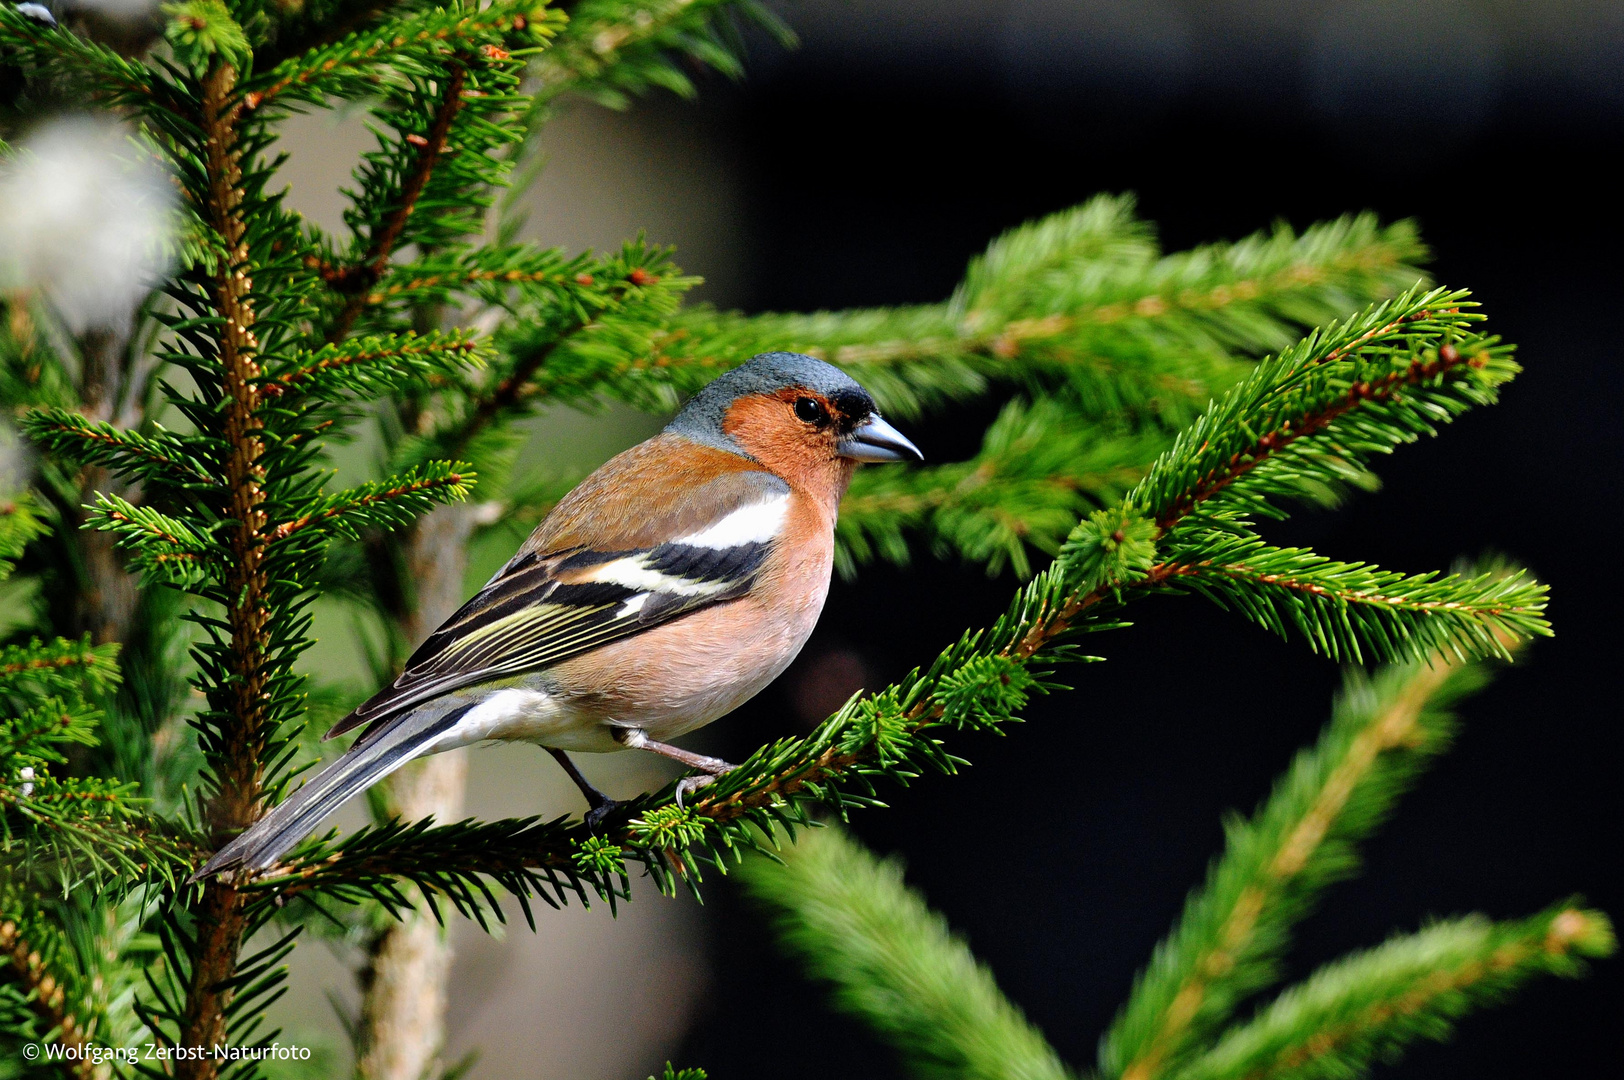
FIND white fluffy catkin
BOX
[0,116,174,331]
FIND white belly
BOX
[419,684,611,753]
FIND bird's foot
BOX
[674,766,734,808]
[583,797,622,831]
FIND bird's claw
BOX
[583,797,621,831]
[674,771,726,808]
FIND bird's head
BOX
[666,352,922,491]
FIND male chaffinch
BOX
[196,352,921,877]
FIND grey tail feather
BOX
[191,702,476,881]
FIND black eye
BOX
[794,396,827,425]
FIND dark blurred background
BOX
[659,1,1623,1077]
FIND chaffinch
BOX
[197,352,921,877]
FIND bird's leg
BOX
[613,728,736,806]
[547,747,620,829]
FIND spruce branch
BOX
[526,0,793,114]
[236,296,1545,932]
[0,493,47,573]
[359,56,468,270]
[1101,656,1492,1080]
[1159,542,1546,664]
[1134,291,1503,534]
[83,493,221,589]
[355,242,699,491]
[950,194,1156,321]
[327,42,539,328]
[469,239,699,417]
[19,410,216,489]
[242,814,614,930]
[0,553,194,888]
[739,826,1075,1080]
[0,5,158,107]
[2,696,108,776]
[0,916,98,1079]
[1172,907,1615,1080]
[0,638,120,695]
[243,0,558,115]
[340,247,607,310]
[259,331,486,401]
[1102,289,1547,664]
[267,461,475,543]
[326,56,474,344]
[738,653,1609,1080]
[248,0,410,71]
[648,1065,707,1080]
[2,774,198,888]
[644,208,1427,420]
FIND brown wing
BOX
[325,463,790,743]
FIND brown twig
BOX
[325,62,469,343]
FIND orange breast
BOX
[545,489,836,745]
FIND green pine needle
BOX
[19,410,216,489]
[1132,289,1509,533]
[1172,905,1614,1080]
[1101,656,1495,1080]
[270,461,477,544]
[644,205,1427,422]
[1160,539,1549,664]
[0,495,46,577]
[739,826,1074,1080]
[84,493,221,589]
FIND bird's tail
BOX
[190,701,475,881]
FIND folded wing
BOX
[326,468,791,744]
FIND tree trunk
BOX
[356,503,477,1080]
[75,329,138,647]
[356,749,468,1080]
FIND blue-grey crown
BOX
[665,352,877,454]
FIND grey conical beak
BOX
[837,414,923,463]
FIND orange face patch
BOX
[722,389,859,500]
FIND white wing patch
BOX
[583,557,738,596]
[675,494,789,549]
